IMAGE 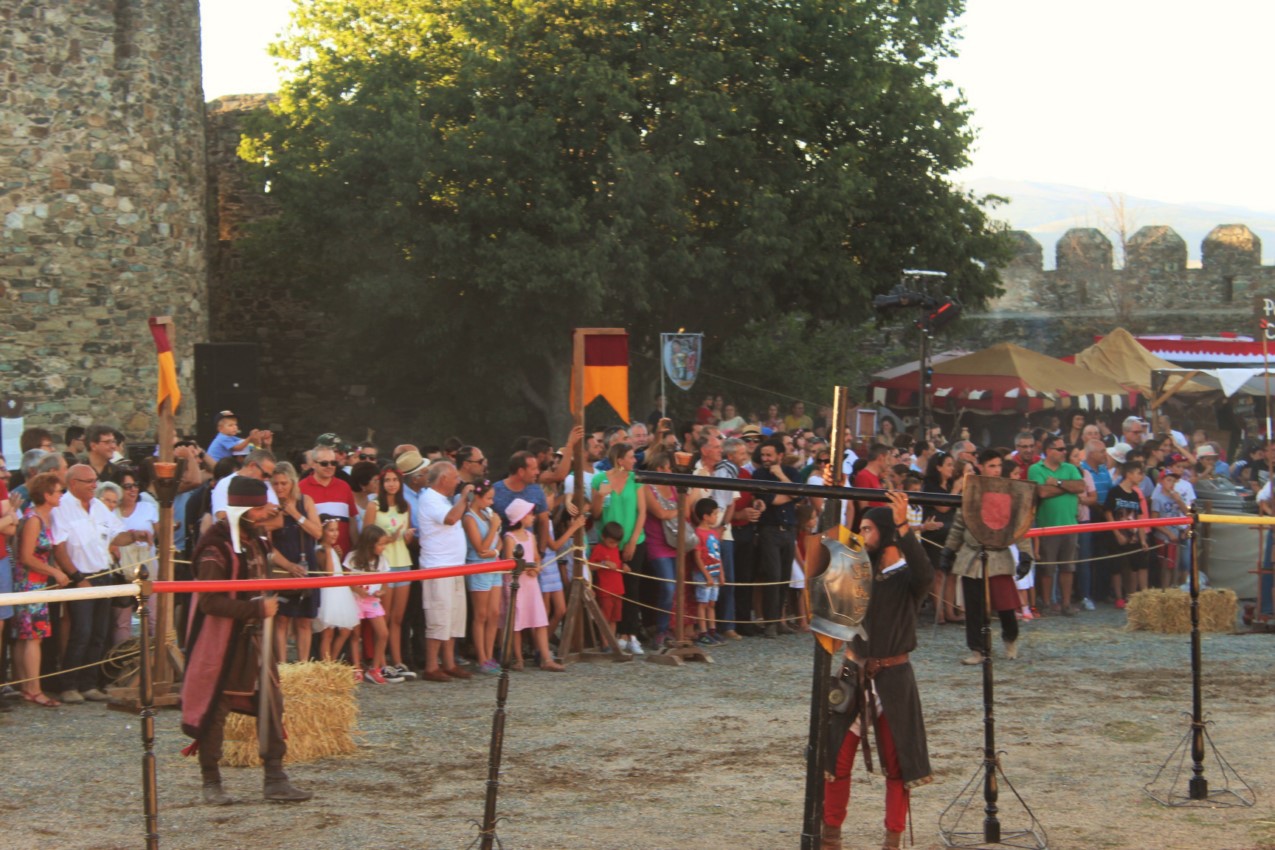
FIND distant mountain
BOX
[962,178,1275,269]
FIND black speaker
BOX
[194,343,261,449]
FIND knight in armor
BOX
[820,491,932,850]
[180,477,313,805]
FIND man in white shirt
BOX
[54,464,143,703]
[210,449,280,519]
[416,461,472,682]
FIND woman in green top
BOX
[591,442,648,654]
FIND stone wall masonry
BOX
[989,225,1274,321]
[0,0,208,439]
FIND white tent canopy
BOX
[1154,368,1274,399]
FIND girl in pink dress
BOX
[501,499,563,672]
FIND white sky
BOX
[201,0,1275,212]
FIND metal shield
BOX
[809,536,872,642]
[961,475,1036,549]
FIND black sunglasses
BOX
[315,460,339,468]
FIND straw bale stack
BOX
[222,661,360,767]
[1125,588,1238,634]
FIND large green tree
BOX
[242,0,1011,440]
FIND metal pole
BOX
[919,328,930,436]
[660,334,666,420]
[478,549,527,850]
[136,566,159,850]
[802,387,848,848]
[979,548,1001,843]
[1263,325,1272,442]
[1187,508,1208,801]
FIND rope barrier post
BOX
[135,564,160,850]
[470,547,528,850]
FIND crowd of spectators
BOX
[0,399,1265,706]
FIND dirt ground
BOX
[2,607,1273,850]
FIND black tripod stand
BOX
[1143,512,1256,808]
[937,548,1047,849]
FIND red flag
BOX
[148,318,182,413]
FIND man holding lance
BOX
[821,491,933,850]
[181,477,313,805]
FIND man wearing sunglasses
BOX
[210,449,280,521]
[1028,437,1086,616]
[299,446,359,554]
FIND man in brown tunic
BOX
[181,476,312,804]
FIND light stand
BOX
[937,548,1047,850]
[1143,509,1256,808]
[871,269,959,435]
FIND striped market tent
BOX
[870,343,1133,415]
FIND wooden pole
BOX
[151,316,178,695]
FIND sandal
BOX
[23,692,61,708]
[352,668,363,684]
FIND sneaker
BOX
[1,685,21,700]
[364,668,387,685]
[1115,598,1127,609]
[1082,597,1096,611]
[1019,607,1033,621]
[627,637,645,656]
[394,664,418,681]
[709,632,727,646]
[83,688,112,702]
[61,689,86,705]
[380,666,405,683]
[480,660,502,675]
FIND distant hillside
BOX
[963,178,1275,270]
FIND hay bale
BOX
[1125,588,1237,634]
[222,661,360,767]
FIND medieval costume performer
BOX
[941,452,1035,665]
[822,492,932,850]
[181,477,313,805]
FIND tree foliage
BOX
[241,0,1013,440]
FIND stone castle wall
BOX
[959,225,1275,358]
[0,0,207,438]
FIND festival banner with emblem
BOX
[661,332,703,392]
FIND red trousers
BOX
[824,711,908,833]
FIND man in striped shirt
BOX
[299,445,358,553]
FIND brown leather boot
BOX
[263,759,314,802]
[200,766,234,806]
[819,822,842,850]
[882,828,904,849]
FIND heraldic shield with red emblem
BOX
[961,475,1036,549]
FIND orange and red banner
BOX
[148,317,181,413]
[571,331,629,423]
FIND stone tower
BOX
[0,0,207,439]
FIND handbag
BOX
[654,487,698,550]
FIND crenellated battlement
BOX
[990,224,1272,314]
